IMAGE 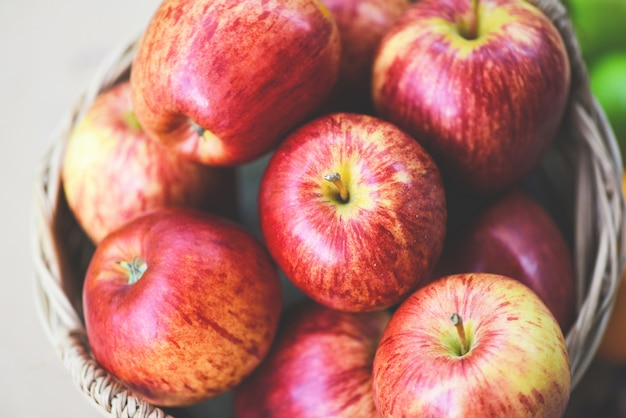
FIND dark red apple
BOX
[82,207,282,407]
[319,0,411,114]
[431,190,576,333]
[233,299,390,417]
[372,0,571,194]
[131,0,341,166]
[258,112,447,312]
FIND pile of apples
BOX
[61,0,582,416]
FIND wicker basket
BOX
[31,0,626,416]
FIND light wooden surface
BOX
[0,1,159,416]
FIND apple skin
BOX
[130,0,341,166]
[372,0,571,194]
[233,299,390,418]
[61,81,238,244]
[258,112,447,312]
[82,207,282,407]
[372,273,571,418]
[430,190,576,334]
[318,0,411,114]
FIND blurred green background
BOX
[562,0,626,163]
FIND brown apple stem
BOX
[468,0,479,39]
[324,172,349,203]
[450,313,469,355]
[459,0,479,40]
[118,257,148,285]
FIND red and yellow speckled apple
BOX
[431,190,576,334]
[373,273,571,418]
[61,81,238,244]
[372,0,570,194]
[82,207,282,407]
[258,112,447,312]
[319,0,411,114]
[130,0,341,166]
[233,299,390,417]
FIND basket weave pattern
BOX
[32,1,626,416]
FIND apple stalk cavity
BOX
[118,257,147,285]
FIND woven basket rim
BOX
[31,1,626,416]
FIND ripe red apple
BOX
[258,112,447,312]
[233,299,390,417]
[373,273,571,417]
[431,190,576,333]
[319,0,411,114]
[130,0,341,166]
[372,0,571,194]
[61,81,238,244]
[82,207,282,407]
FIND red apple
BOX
[373,273,571,417]
[258,112,447,312]
[431,190,576,333]
[130,0,341,166]
[61,81,238,244]
[82,207,282,407]
[233,299,390,417]
[372,0,571,194]
[319,0,411,114]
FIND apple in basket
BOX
[233,299,390,418]
[371,0,571,194]
[318,0,411,114]
[130,0,341,166]
[258,112,447,312]
[61,81,238,244]
[430,190,576,334]
[372,273,571,418]
[82,207,282,407]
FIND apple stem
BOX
[459,0,479,40]
[190,120,206,137]
[123,111,142,131]
[118,257,148,285]
[450,313,469,355]
[324,172,350,203]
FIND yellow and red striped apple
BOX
[130,0,341,166]
[372,0,570,194]
[373,273,571,417]
[82,208,282,407]
[62,81,238,244]
[258,112,447,312]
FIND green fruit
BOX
[589,52,626,159]
[567,0,626,63]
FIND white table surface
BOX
[1,1,160,416]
